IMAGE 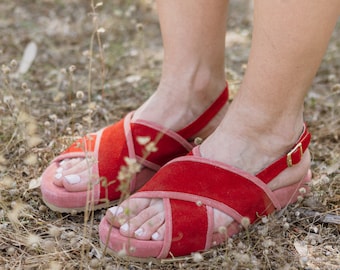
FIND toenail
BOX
[109,206,123,216]
[151,232,160,241]
[121,223,129,232]
[59,159,68,166]
[64,174,81,184]
[56,167,63,173]
[55,173,62,180]
[134,228,144,237]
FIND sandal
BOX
[99,124,311,259]
[40,85,229,213]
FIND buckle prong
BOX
[287,142,303,167]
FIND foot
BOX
[53,79,228,193]
[105,107,311,242]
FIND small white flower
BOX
[95,2,103,8]
[298,187,306,194]
[97,27,106,33]
[145,142,158,153]
[192,252,203,262]
[241,217,250,229]
[76,91,84,99]
[136,136,151,145]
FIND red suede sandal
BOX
[99,124,311,259]
[40,85,229,213]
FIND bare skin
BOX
[54,0,229,190]
[106,0,340,242]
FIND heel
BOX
[273,169,312,209]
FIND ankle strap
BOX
[256,123,311,184]
[177,84,229,139]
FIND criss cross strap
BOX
[133,124,311,257]
[42,84,230,212]
[60,112,194,202]
[98,113,194,201]
[138,157,280,223]
[135,156,281,257]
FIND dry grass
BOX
[0,1,339,269]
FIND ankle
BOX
[223,101,305,148]
[159,67,226,109]
[132,64,227,133]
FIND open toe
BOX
[40,86,229,213]
[99,124,312,259]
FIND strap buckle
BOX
[287,142,303,167]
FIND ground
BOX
[0,1,339,269]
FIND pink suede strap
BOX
[176,84,229,139]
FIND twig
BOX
[296,208,340,225]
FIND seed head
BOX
[97,27,106,33]
[241,217,251,229]
[117,246,127,257]
[283,222,290,230]
[10,59,17,68]
[136,136,151,145]
[49,114,58,121]
[25,88,32,96]
[25,233,41,248]
[95,2,103,8]
[299,187,306,194]
[136,23,144,32]
[196,200,202,207]
[3,95,14,104]
[7,246,15,256]
[1,64,10,74]
[24,153,38,165]
[331,83,340,92]
[192,252,204,262]
[194,137,203,145]
[145,141,158,153]
[218,226,227,235]
[68,65,76,73]
[89,258,101,269]
[261,216,269,224]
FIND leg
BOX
[55,0,229,191]
[203,0,340,184]
[108,0,339,244]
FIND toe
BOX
[151,224,165,241]
[59,158,82,170]
[134,212,164,240]
[62,169,97,192]
[62,158,94,176]
[52,166,64,186]
[119,200,163,238]
[106,198,152,227]
[53,158,86,187]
